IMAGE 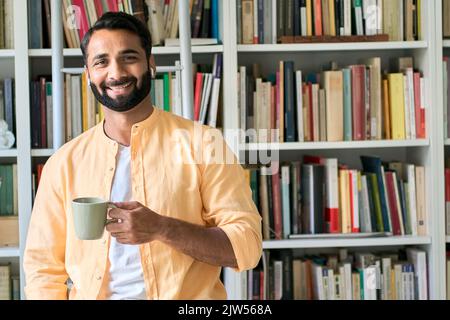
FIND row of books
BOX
[239,57,426,144]
[244,155,427,240]
[150,0,221,46]
[29,0,147,49]
[0,164,18,216]
[237,0,422,44]
[444,0,450,39]
[0,0,13,49]
[28,0,220,49]
[0,78,15,137]
[444,57,450,139]
[245,248,427,300]
[0,264,20,300]
[151,55,222,126]
[30,56,222,148]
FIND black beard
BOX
[90,70,152,113]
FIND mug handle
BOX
[105,202,120,225]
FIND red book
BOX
[94,0,104,17]
[37,164,44,186]
[350,65,366,141]
[271,167,283,240]
[39,78,47,148]
[413,72,424,139]
[107,0,119,11]
[384,172,402,236]
[193,73,204,121]
[72,0,90,41]
[313,0,323,36]
[259,271,264,300]
[303,155,324,164]
[445,169,450,202]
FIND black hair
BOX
[80,11,152,64]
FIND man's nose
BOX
[108,60,128,81]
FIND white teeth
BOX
[110,82,132,90]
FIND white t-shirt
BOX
[107,144,147,300]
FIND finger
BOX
[112,201,142,210]
[108,208,127,220]
[110,232,127,238]
[106,221,127,233]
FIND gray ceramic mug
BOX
[72,197,117,240]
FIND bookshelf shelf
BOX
[0,149,18,157]
[0,49,15,58]
[31,149,54,157]
[445,139,450,146]
[237,41,428,53]
[28,45,224,57]
[444,40,450,48]
[446,236,450,243]
[262,236,432,250]
[0,247,20,258]
[241,140,430,151]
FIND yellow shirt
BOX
[24,107,262,300]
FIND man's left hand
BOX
[106,201,163,245]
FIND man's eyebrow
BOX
[118,49,140,55]
[90,50,140,62]
[92,53,108,61]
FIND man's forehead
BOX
[87,30,143,57]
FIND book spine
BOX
[281,165,291,238]
[258,0,264,43]
[284,62,296,142]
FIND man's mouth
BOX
[107,81,134,94]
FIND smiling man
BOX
[23,12,262,300]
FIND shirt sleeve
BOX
[23,157,69,300]
[198,128,262,272]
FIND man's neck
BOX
[103,97,154,146]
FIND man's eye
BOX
[94,60,106,66]
[124,56,137,61]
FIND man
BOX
[24,12,262,300]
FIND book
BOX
[0,264,11,300]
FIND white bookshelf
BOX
[242,140,430,152]
[0,247,20,258]
[444,40,450,48]
[445,139,450,146]
[446,236,450,243]
[262,236,432,250]
[28,45,224,57]
[0,50,15,58]
[30,149,54,157]
[238,41,428,53]
[2,0,448,300]
[0,149,18,157]
[227,0,446,300]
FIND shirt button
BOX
[96,275,102,281]
[109,167,114,171]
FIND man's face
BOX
[85,29,152,112]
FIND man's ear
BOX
[84,66,91,85]
[149,55,156,78]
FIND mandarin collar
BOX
[96,106,161,148]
